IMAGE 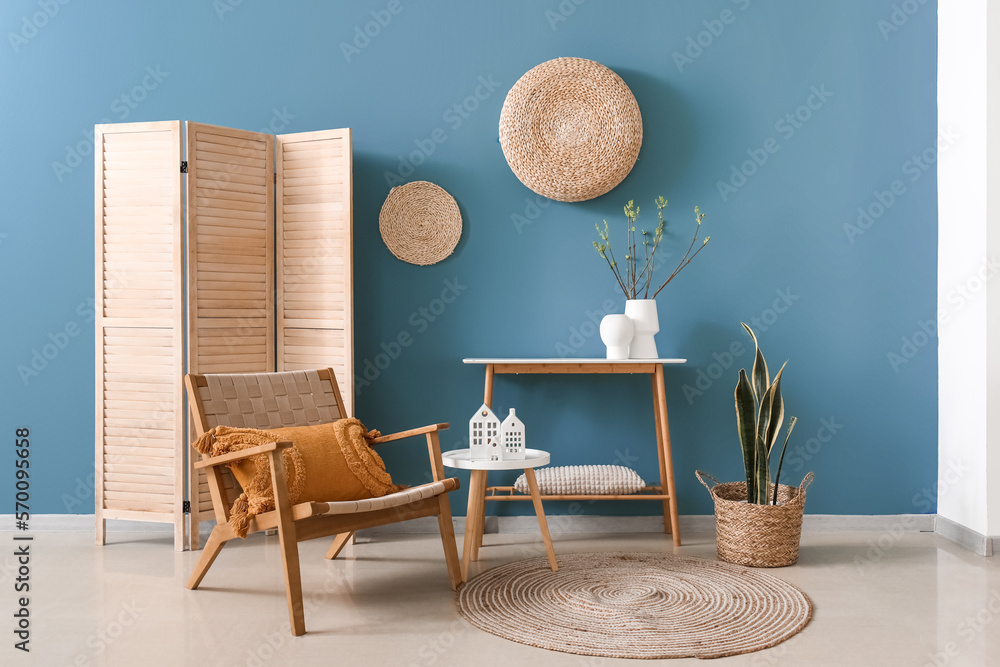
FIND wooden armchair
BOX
[184,368,463,636]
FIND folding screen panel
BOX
[185,122,275,548]
[276,129,354,417]
[95,121,185,550]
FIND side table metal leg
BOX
[524,468,558,572]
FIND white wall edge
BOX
[935,514,996,557]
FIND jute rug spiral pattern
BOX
[457,552,812,659]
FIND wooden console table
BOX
[463,358,686,546]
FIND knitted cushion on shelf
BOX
[514,465,646,496]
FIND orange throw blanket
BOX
[193,425,307,538]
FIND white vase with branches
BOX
[593,197,709,359]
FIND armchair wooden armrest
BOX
[369,423,449,445]
[193,441,294,469]
[369,422,450,483]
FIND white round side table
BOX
[441,448,557,578]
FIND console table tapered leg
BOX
[524,468,558,571]
[652,374,671,535]
[654,365,681,546]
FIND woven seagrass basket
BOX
[696,471,814,568]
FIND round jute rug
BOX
[456,552,812,660]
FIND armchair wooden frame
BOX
[184,368,463,636]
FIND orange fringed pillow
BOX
[268,419,405,503]
[193,419,404,538]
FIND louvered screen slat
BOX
[95,122,184,550]
[276,129,354,417]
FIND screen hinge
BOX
[180,160,188,173]
[182,500,191,514]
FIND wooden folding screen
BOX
[276,129,355,417]
[95,121,185,549]
[96,121,353,551]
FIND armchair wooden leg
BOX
[436,495,464,589]
[186,526,228,590]
[269,451,306,637]
[325,532,354,560]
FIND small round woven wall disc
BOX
[499,57,643,203]
[379,181,462,265]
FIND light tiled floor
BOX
[6,526,998,666]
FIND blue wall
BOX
[0,0,937,517]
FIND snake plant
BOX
[734,323,798,504]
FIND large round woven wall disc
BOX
[379,181,462,265]
[499,57,643,203]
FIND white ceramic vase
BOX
[599,314,634,360]
[625,299,659,359]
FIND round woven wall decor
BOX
[379,181,462,265]
[457,552,813,660]
[499,57,643,202]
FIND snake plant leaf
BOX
[762,362,787,456]
[755,435,771,504]
[735,368,758,503]
[772,416,798,505]
[742,322,769,409]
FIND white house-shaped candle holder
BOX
[500,408,525,460]
[469,404,501,462]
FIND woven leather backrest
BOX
[194,369,344,431]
